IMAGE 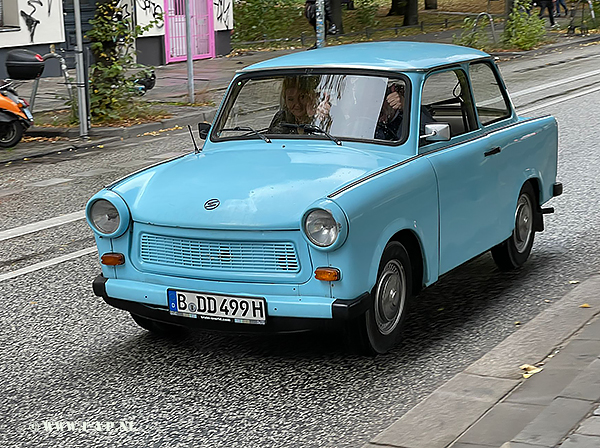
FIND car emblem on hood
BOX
[204,199,220,210]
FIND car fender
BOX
[328,156,440,299]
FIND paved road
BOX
[1,43,600,448]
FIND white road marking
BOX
[509,67,600,99]
[30,178,73,187]
[0,246,97,283]
[517,84,600,115]
[0,210,86,242]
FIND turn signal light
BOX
[314,267,341,281]
[101,253,125,266]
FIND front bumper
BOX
[93,274,372,334]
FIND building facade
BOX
[0,0,232,78]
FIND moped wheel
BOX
[0,121,24,148]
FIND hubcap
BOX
[374,259,406,335]
[513,193,533,253]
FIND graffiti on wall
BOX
[20,0,43,42]
[214,0,232,30]
[137,0,164,27]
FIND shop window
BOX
[0,0,21,30]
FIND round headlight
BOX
[304,209,339,247]
[90,199,120,235]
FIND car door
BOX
[419,67,502,275]
[468,61,518,237]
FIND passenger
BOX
[375,83,405,141]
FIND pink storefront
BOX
[135,0,232,66]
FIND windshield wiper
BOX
[281,123,342,146]
[221,126,271,143]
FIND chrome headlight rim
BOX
[85,191,130,238]
[304,209,339,248]
[301,199,349,251]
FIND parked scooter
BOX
[0,49,45,148]
[0,81,33,148]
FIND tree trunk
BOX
[403,0,418,26]
[387,0,406,16]
[424,0,437,9]
[330,0,344,34]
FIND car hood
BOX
[111,142,410,229]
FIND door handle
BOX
[484,146,502,157]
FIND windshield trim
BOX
[210,68,412,147]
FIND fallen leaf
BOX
[98,145,104,148]
[579,303,591,308]
[520,364,543,378]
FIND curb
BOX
[0,136,122,165]
[489,33,600,60]
[363,275,600,448]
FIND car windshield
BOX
[213,72,409,143]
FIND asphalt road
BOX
[1,42,600,448]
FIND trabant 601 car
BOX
[87,42,561,354]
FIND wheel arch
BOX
[524,176,544,232]
[389,229,425,296]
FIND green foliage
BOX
[355,0,380,28]
[232,0,304,42]
[86,0,162,123]
[452,16,490,49]
[502,0,546,50]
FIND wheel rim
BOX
[513,193,533,253]
[374,259,406,335]
[0,122,17,143]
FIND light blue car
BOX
[86,42,561,354]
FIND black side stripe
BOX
[327,115,551,198]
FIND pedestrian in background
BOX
[555,0,568,16]
[305,0,338,49]
[538,0,557,26]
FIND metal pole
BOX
[185,0,195,103]
[73,0,89,137]
[316,0,325,48]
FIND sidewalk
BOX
[2,15,599,164]
[364,275,600,448]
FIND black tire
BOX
[0,120,24,148]
[130,313,186,336]
[347,241,413,355]
[491,182,536,271]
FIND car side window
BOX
[469,62,511,126]
[420,68,477,146]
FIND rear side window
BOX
[469,62,511,125]
[420,68,477,143]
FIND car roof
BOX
[241,41,490,73]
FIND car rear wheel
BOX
[347,241,412,355]
[491,182,536,271]
[130,313,186,336]
[0,121,23,148]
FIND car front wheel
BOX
[348,241,413,355]
[491,182,536,271]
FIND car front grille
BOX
[139,233,300,273]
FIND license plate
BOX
[167,290,266,325]
[23,107,33,121]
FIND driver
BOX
[269,76,330,134]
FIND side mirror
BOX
[420,123,451,142]
[198,122,211,140]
